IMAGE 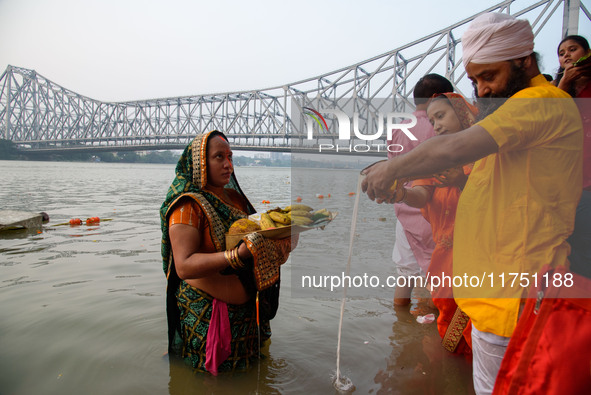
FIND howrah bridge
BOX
[0,0,589,156]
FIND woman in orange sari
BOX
[393,93,477,355]
[160,130,293,375]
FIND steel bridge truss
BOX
[0,0,588,154]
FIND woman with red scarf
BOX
[392,93,478,356]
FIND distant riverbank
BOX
[1,140,379,169]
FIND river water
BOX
[0,160,473,394]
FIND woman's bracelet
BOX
[224,247,245,270]
[224,250,233,267]
[233,248,245,269]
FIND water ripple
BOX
[1,276,40,288]
[53,280,92,288]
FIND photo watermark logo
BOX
[301,105,420,154]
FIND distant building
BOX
[270,152,285,160]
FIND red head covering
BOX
[427,92,479,130]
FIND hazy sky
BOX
[1,0,588,102]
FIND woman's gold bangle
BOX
[224,247,246,270]
[224,250,233,267]
[233,247,245,269]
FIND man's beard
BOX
[475,62,530,120]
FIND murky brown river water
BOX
[0,160,473,394]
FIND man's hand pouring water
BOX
[361,126,498,203]
[361,160,397,204]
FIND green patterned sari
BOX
[160,131,271,373]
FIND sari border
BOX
[442,307,470,352]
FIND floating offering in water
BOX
[57,218,111,226]
[416,313,436,324]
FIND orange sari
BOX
[414,174,472,355]
[413,92,478,356]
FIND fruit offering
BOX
[225,204,335,248]
[258,204,332,230]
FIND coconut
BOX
[228,218,261,234]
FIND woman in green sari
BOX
[160,130,292,375]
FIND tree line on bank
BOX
[0,139,293,166]
[0,140,181,163]
[1,139,369,169]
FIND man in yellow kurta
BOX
[361,13,582,395]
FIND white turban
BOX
[462,12,534,67]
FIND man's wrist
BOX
[399,187,408,203]
[387,157,400,181]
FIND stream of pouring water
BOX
[333,173,363,392]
